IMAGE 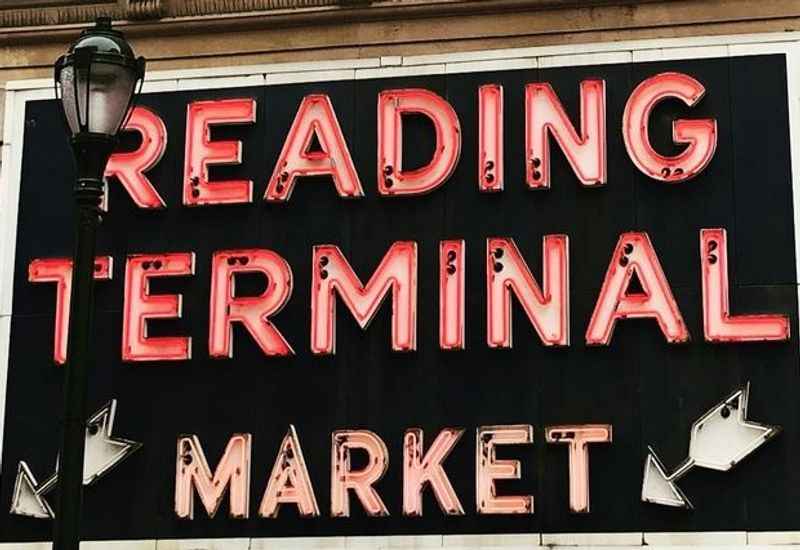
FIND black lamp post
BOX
[52,17,144,550]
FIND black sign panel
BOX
[1,54,797,542]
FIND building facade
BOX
[2,1,800,549]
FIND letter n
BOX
[525,80,606,189]
[487,236,569,348]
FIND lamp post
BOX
[52,18,144,550]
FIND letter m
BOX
[311,242,418,354]
[175,434,251,519]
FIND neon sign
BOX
[8,59,794,534]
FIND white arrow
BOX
[10,399,141,519]
[688,383,780,471]
[80,399,142,485]
[641,448,693,509]
[641,383,780,509]
[10,462,56,519]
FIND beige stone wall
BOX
[4,1,800,80]
[1,0,799,135]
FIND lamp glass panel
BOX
[58,65,81,135]
[85,61,136,135]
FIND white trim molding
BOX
[3,531,800,548]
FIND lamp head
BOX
[54,17,146,180]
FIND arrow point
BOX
[83,399,142,485]
[10,462,54,519]
[641,448,693,509]
[688,383,780,471]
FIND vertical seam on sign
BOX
[786,42,800,359]
[442,70,449,248]
[785,42,800,324]
[630,51,638,229]
[345,66,357,426]
[727,49,739,306]
[532,58,543,536]
[628,52,646,492]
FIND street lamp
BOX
[52,17,144,550]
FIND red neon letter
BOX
[104,106,167,210]
[175,434,251,519]
[403,428,465,516]
[701,228,789,342]
[331,430,389,517]
[525,79,606,189]
[440,240,465,350]
[311,242,417,354]
[265,94,363,202]
[586,232,688,345]
[209,249,294,358]
[623,72,717,183]
[29,257,112,365]
[259,425,320,518]
[183,98,255,206]
[479,84,503,192]
[378,89,461,196]
[476,425,533,514]
[545,424,612,513]
[487,236,569,348]
[122,253,195,362]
